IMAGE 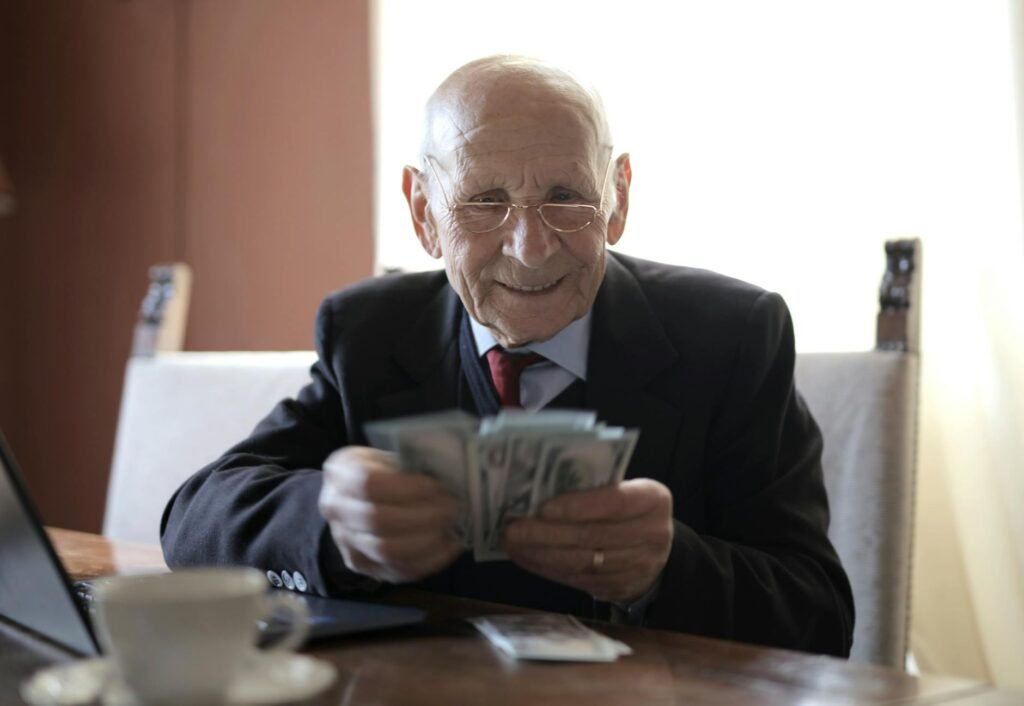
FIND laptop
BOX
[0,428,426,655]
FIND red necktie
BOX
[485,348,545,408]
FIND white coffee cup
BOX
[92,567,309,706]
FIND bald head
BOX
[421,56,613,167]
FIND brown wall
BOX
[0,0,374,532]
[0,4,14,475]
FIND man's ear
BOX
[606,153,632,246]
[402,165,442,259]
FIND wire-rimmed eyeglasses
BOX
[423,156,614,234]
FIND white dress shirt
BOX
[469,312,591,410]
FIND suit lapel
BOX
[586,255,681,486]
[375,283,465,420]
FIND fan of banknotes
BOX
[364,410,639,562]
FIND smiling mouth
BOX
[499,277,563,294]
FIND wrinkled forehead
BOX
[437,114,604,185]
[424,75,610,183]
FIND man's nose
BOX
[504,207,560,268]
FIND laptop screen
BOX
[0,430,99,655]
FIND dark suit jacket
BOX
[161,252,855,657]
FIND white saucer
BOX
[21,652,337,706]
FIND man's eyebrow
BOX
[453,172,505,196]
[449,159,601,195]
[545,172,601,197]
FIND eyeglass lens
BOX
[457,203,596,233]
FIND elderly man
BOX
[161,56,854,657]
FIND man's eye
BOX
[548,190,582,204]
[467,192,507,205]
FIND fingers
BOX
[508,543,638,578]
[319,447,459,533]
[540,478,672,522]
[344,525,458,566]
[502,479,674,604]
[323,446,451,504]
[329,525,462,585]
[504,517,672,603]
[504,514,666,550]
[329,493,457,535]
[319,445,464,584]
[505,479,673,550]
[507,545,659,603]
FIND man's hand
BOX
[318,446,462,584]
[502,479,673,604]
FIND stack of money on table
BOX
[364,410,639,561]
[470,614,633,661]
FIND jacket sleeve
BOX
[646,291,855,657]
[159,300,364,596]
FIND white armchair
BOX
[102,352,316,546]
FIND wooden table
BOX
[2,529,1020,706]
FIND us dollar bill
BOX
[469,614,633,662]
[474,430,553,561]
[364,410,478,452]
[473,433,508,558]
[480,409,598,435]
[526,431,638,518]
[361,411,638,561]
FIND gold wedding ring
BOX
[591,550,605,572]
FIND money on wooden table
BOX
[469,614,633,661]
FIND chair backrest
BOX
[102,352,316,545]
[796,238,921,668]
[131,263,192,356]
[795,350,918,667]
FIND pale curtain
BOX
[909,0,1024,686]
[373,0,1024,686]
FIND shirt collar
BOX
[469,310,590,381]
